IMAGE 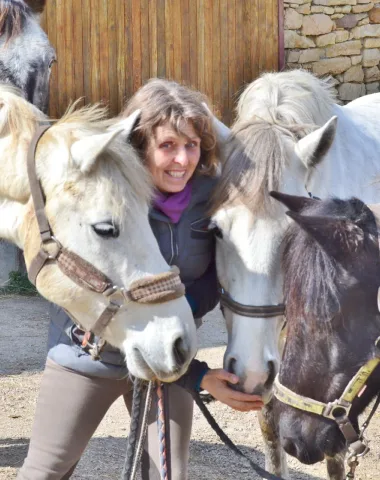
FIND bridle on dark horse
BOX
[274,337,380,479]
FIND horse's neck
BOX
[0,134,32,202]
[308,103,380,203]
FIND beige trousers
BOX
[17,359,193,480]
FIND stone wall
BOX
[284,1,380,101]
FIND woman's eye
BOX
[160,142,174,149]
[92,222,119,238]
[186,141,198,149]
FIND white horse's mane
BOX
[212,70,337,215]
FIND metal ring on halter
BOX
[40,236,62,260]
[103,286,126,308]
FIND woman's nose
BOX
[174,147,189,166]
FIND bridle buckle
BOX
[41,236,62,260]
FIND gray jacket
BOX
[47,174,219,382]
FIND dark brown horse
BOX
[0,0,55,113]
[271,192,380,469]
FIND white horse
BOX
[0,85,196,382]
[210,69,380,478]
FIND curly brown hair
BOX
[122,78,219,176]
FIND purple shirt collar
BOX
[153,183,192,223]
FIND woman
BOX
[18,79,263,480]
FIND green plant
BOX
[0,271,38,296]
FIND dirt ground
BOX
[1,296,379,480]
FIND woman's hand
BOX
[200,368,264,412]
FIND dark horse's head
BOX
[270,191,380,464]
[0,0,56,113]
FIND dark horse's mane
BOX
[0,0,34,41]
[282,197,379,329]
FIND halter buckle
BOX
[323,400,351,420]
[41,236,62,259]
[103,286,126,308]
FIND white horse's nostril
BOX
[172,336,189,367]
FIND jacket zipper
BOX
[167,223,178,265]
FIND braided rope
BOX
[121,378,145,480]
[194,393,286,480]
[156,382,169,480]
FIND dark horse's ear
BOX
[287,211,365,261]
[270,191,317,213]
[25,1,47,14]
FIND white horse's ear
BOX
[0,199,26,249]
[70,129,123,173]
[296,116,338,168]
[109,109,141,143]
[202,102,231,144]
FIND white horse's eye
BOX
[92,222,119,238]
[209,221,223,239]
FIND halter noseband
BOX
[274,337,380,470]
[26,125,185,337]
[219,286,286,319]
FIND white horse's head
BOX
[0,85,196,381]
[0,1,56,113]
[210,71,339,399]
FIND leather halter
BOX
[219,286,286,318]
[274,337,380,463]
[26,125,185,337]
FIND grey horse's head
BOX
[0,0,56,113]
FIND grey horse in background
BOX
[0,0,56,113]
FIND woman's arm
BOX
[185,260,219,319]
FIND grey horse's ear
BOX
[108,110,141,143]
[202,102,231,144]
[270,191,318,213]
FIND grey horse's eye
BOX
[92,222,119,239]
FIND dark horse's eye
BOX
[92,222,119,238]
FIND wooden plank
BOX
[99,0,109,105]
[181,0,190,83]
[219,0,229,124]
[132,0,142,93]
[197,0,205,92]
[156,0,166,78]
[108,0,118,114]
[251,0,259,80]
[73,0,84,106]
[188,0,197,88]
[64,0,74,107]
[56,2,66,113]
[90,0,100,102]
[141,0,150,84]
[125,0,133,100]
[116,0,126,110]
[204,0,213,101]
[242,0,252,83]
[165,0,174,79]
[173,0,181,81]
[81,0,91,106]
[45,0,58,117]
[258,0,266,72]
[227,0,236,123]
[235,0,244,105]
[149,0,158,78]
[211,0,221,113]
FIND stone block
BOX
[285,30,316,48]
[316,32,337,46]
[312,57,351,75]
[335,14,361,28]
[336,30,349,42]
[325,40,362,57]
[358,18,370,25]
[286,50,301,62]
[351,54,363,64]
[343,65,365,81]
[352,3,374,13]
[311,6,324,12]
[338,83,366,100]
[314,0,357,5]
[351,23,380,37]
[299,48,324,63]
[324,7,335,14]
[342,6,352,13]
[369,7,380,23]
[363,48,380,66]
[302,14,334,35]
[285,8,304,30]
[297,4,311,14]
[332,13,344,18]
[364,65,380,80]
[366,82,380,93]
[364,37,380,47]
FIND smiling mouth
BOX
[166,170,186,178]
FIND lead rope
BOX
[156,382,170,480]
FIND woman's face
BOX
[146,120,201,193]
